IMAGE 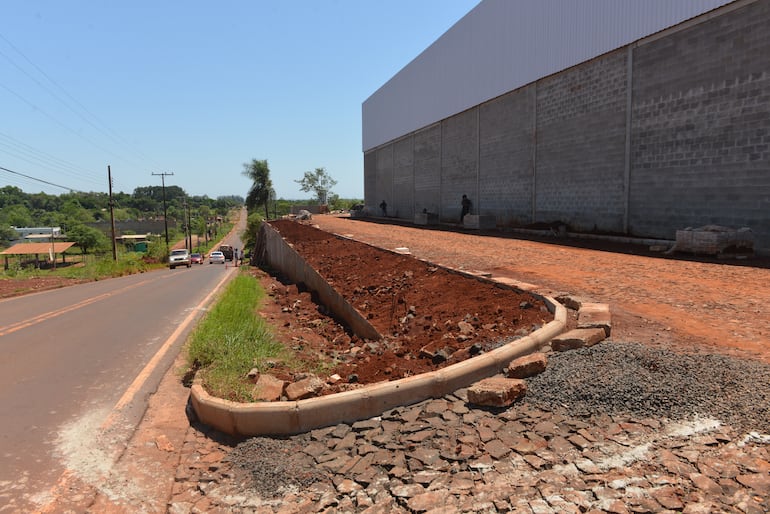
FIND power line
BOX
[0,34,164,171]
[0,164,75,192]
[0,132,104,188]
[0,31,163,188]
[0,80,139,169]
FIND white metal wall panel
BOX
[362,0,736,152]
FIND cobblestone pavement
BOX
[169,344,770,513]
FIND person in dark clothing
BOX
[379,200,388,216]
[461,194,472,222]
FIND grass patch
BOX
[63,252,162,279]
[0,252,165,281]
[186,272,295,402]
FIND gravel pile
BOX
[526,341,770,434]
[226,433,329,498]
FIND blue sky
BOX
[1,1,479,200]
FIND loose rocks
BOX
[171,342,770,513]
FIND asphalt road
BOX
[0,220,245,513]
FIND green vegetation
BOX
[295,167,337,204]
[242,159,273,219]
[1,249,164,280]
[1,216,235,281]
[0,184,360,258]
[240,212,264,259]
[186,272,294,402]
[262,197,363,219]
[65,251,159,279]
[0,184,242,250]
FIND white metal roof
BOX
[362,0,737,151]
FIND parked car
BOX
[209,251,225,264]
[169,249,191,269]
[190,253,204,265]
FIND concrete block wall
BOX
[363,0,770,250]
[374,146,393,216]
[413,124,442,216]
[535,49,628,233]
[393,138,415,219]
[629,0,770,243]
[479,85,536,226]
[440,109,479,222]
[363,152,377,213]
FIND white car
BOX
[209,251,226,264]
[169,249,191,269]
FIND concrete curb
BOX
[190,296,566,436]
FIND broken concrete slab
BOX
[551,327,607,352]
[467,377,527,408]
[285,375,325,401]
[577,303,611,336]
[252,374,286,402]
[506,352,548,378]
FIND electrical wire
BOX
[0,31,163,192]
[0,165,75,192]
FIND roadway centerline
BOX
[0,277,158,337]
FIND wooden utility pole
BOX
[108,165,117,261]
[187,202,193,251]
[152,172,174,254]
[183,199,191,251]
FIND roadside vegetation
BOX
[185,271,296,402]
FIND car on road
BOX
[209,251,225,264]
[218,245,234,261]
[169,249,192,269]
[190,253,204,265]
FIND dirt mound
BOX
[256,220,552,394]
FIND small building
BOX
[116,233,152,252]
[1,242,76,270]
[12,226,62,242]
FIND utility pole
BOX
[108,165,117,261]
[152,172,174,255]
[187,202,193,251]
[183,198,191,251]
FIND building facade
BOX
[362,0,770,251]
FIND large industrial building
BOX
[362,0,769,252]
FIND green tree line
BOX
[0,185,243,250]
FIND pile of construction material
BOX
[672,225,753,256]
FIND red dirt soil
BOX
[309,214,770,365]
[254,219,551,392]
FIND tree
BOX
[241,211,264,262]
[61,199,95,223]
[295,167,337,204]
[66,224,108,255]
[0,186,29,209]
[0,204,34,227]
[0,223,16,248]
[242,159,272,219]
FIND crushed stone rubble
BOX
[170,342,770,513]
